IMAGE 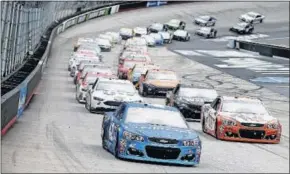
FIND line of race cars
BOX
[66,13,281,167]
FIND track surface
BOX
[2,2,289,173]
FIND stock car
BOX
[119,51,149,64]
[73,37,95,51]
[133,27,148,37]
[164,19,186,31]
[127,64,160,86]
[173,30,191,41]
[118,59,150,79]
[75,64,108,86]
[147,23,166,33]
[194,27,217,38]
[105,32,122,44]
[239,11,265,24]
[229,22,254,34]
[73,60,103,84]
[118,52,151,65]
[193,15,217,27]
[76,70,115,103]
[142,35,156,47]
[138,69,179,97]
[96,38,112,51]
[68,49,98,71]
[85,78,143,112]
[120,28,133,40]
[165,84,218,121]
[149,33,164,45]
[124,45,148,53]
[74,43,102,58]
[69,55,101,76]
[99,34,114,45]
[158,31,173,44]
[101,102,202,166]
[201,96,282,143]
[124,37,147,48]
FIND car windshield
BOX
[82,67,107,77]
[148,72,177,80]
[125,107,188,129]
[96,81,136,93]
[120,28,133,35]
[179,88,217,100]
[79,62,102,70]
[222,100,269,114]
[169,19,180,25]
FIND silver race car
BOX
[158,31,173,44]
[96,38,112,51]
[164,19,186,31]
[229,22,254,34]
[173,30,191,41]
[239,11,265,24]
[194,15,217,26]
[195,27,217,38]
[147,23,166,33]
[85,78,143,113]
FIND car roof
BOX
[199,15,210,19]
[247,11,260,15]
[124,102,178,112]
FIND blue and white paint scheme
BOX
[101,102,202,166]
[149,33,164,45]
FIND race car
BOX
[73,37,96,51]
[118,52,151,65]
[173,30,191,41]
[229,22,254,34]
[127,64,159,86]
[165,84,218,121]
[201,96,281,143]
[73,60,104,84]
[138,69,179,97]
[142,35,156,47]
[75,64,109,86]
[147,23,166,33]
[194,27,217,38]
[124,37,147,48]
[149,33,164,45]
[85,78,143,112]
[101,102,202,166]
[105,32,122,44]
[76,70,114,103]
[158,31,173,44]
[118,59,150,79]
[99,34,114,45]
[124,45,148,53]
[68,54,100,75]
[119,28,133,40]
[164,19,186,31]
[193,15,217,27]
[96,38,112,51]
[75,44,102,59]
[133,27,148,37]
[239,11,265,24]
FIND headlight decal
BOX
[182,137,200,146]
[123,131,144,142]
[222,119,237,126]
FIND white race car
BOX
[133,27,148,37]
[195,27,217,38]
[142,35,156,47]
[239,11,265,24]
[105,32,122,44]
[194,15,217,27]
[73,60,104,84]
[76,68,113,103]
[147,23,165,33]
[96,38,112,51]
[85,78,143,112]
[164,19,186,31]
[158,31,173,44]
[119,28,133,40]
[149,33,164,45]
[77,44,102,58]
[124,37,147,48]
[69,56,101,77]
[68,50,98,71]
[99,34,114,45]
[173,30,191,41]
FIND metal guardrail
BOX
[230,39,290,58]
[1,1,177,136]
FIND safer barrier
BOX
[1,1,181,136]
[230,39,290,58]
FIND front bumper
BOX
[117,139,201,166]
[145,85,174,96]
[173,36,186,41]
[217,124,281,144]
[176,104,202,120]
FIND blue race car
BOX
[149,33,164,45]
[101,102,202,166]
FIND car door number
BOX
[108,122,116,141]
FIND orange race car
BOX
[137,69,179,97]
[127,63,159,86]
[201,96,282,144]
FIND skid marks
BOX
[46,122,87,173]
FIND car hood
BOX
[220,112,276,124]
[195,18,206,23]
[147,80,179,88]
[124,123,198,140]
[93,90,142,101]
[241,14,253,20]
[166,22,179,28]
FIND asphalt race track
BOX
[2,2,289,173]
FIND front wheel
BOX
[114,136,120,159]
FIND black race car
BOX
[229,22,254,34]
[165,84,218,121]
